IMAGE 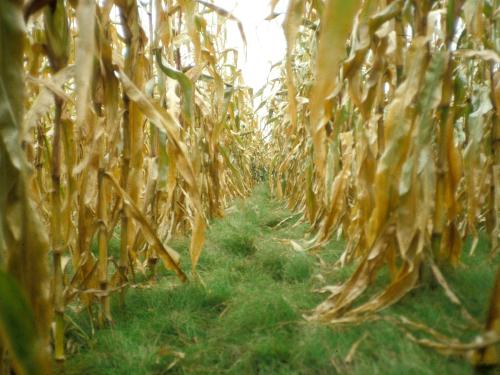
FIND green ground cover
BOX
[63,185,498,374]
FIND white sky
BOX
[213,0,289,91]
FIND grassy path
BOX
[64,186,497,374]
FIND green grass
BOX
[62,185,499,374]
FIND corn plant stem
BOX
[51,96,65,361]
[119,92,131,307]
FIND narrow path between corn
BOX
[64,185,490,375]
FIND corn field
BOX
[0,0,499,373]
[263,0,500,365]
